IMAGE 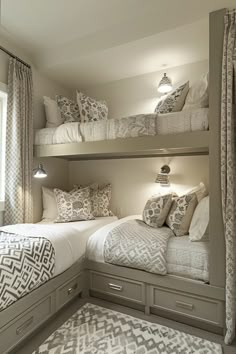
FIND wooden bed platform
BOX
[34,131,209,160]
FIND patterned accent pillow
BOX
[90,184,113,217]
[76,91,108,122]
[54,187,94,223]
[166,193,197,236]
[56,95,80,123]
[155,82,189,114]
[143,194,173,228]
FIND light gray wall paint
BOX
[69,60,209,217]
[0,43,71,223]
[69,156,209,218]
[83,60,209,119]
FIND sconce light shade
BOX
[158,73,172,94]
[33,163,47,178]
[156,165,171,186]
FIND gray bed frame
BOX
[0,9,226,353]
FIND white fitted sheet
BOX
[86,215,209,282]
[34,109,209,145]
[1,217,118,277]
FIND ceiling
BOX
[1,0,235,89]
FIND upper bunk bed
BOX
[34,108,209,160]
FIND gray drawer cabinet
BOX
[0,294,54,353]
[150,286,224,327]
[56,273,83,310]
[90,271,145,304]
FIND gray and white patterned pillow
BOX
[56,95,80,123]
[91,184,113,217]
[54,187,94,223]
[155,82,189,114]
[143,194,173,228]
[166,193,197,236]
[76,91,108,122]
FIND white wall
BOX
[0,36,71,222]
[68,59,209,218]
[84,60,208,119]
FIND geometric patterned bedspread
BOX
[0,232,55,311]
[104,219,173,275]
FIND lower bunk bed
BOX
[86,215,225,334]
[0,215,225,353]
[0,216,117,354]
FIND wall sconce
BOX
[155,165,171,186]
[157,73,172,94]
[33,163,47,178]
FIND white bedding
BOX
[86,215,209,282]
[34,109,209,145]
[1,216,117,277]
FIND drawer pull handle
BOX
[67,283,78,295]
[176,300,194,311]
[108,283,123,292]
[16,316,34,335]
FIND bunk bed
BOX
[0,9,226,354]
[34,108,209,159]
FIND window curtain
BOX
[221,9,236,345]
[4,58,33,225]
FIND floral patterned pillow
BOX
[76,91,108,122]
[166,193,197,236]
[56,95,80,123]
[90,184,113,217]
[54,187,94,223]
[143,194,173,228]
[155,82,189,114]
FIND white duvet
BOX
[34,109,209,145]
[0,216,117,277]
[87,215,209,282]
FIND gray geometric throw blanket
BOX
[104,220,173,275]
[0,232,55,311]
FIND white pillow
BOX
[182,73,209,111]
[42,186,58,220]
[44,96,64,128]
[185,182,208,203]
[189,196,209,241]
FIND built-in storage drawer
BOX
[150,286,224,326]
[56,273,83,310]
[90,271,145,304]
[0,294,53,353]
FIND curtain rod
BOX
[0,45,31,68]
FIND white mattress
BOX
[86,215,209,282]
[1,217,118,277]
[34,109,209,145]
[38,216,118,276]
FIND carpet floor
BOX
[33,302,222,354]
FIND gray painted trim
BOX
[209,9,226,287]
[34,131,209,160]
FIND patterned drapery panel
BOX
[221,9,236,345]
[4,58,33,225]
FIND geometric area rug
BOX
[33,303,222,354]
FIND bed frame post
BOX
[209,9,226,288]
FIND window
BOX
[0,82,7,210]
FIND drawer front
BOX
[56,273,82,310]
[90,271,145,304]
[0,294,53,353]
[150,286,224,326]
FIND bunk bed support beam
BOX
[209,9,226,288]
